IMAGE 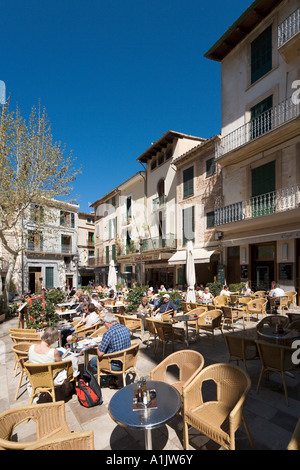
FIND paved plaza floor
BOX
[1,314,300,452]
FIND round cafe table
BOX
[108,380,181,450]
[173,314,198,347]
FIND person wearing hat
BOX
[153,293,178,320]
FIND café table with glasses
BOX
[108,379,182,450]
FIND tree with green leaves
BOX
[0,100,80,314]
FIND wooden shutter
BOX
[183,167,194,198]
[251,25,272,84]
[182,206,195,245]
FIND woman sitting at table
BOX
[199,287,214,304]
[138,297,152,315]
[28,327,76,395]
[241,283,252,296]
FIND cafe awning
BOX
[168,247,217,265]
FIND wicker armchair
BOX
[10,333,41,376]
[24,359,75,404]
[9,328,37,335]
[25,430,95,450]
[11,342,32,400]
[145,318,158,350]
[252,291,266,298]
[182,363,254,450]
[245,299,267,321]
[285,291,297,308]
[288,320,300,332]
[224,334,259,371]
[153,320,185,359]
[196,309,223,338]
[214,296,229,307]
[269,296,289,314]
[221,306,245,332]
[121,315,144,339]
[287,418,300,450]
[255,340,294,406]
[75,320,103,339]
[150,350,204,396]
[0,401,71,450]
[96,341,140,387]
[89,325,107,337]
[181,307,207,333]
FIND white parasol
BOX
[186,241,196,303]
[107,259,117,292]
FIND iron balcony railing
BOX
[26,244,73,254]
[142,234,176,251]
[278,7,300,48]
[215,184,300,226]
[216,97,300,159]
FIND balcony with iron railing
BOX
[26,243,74,255]
[215,184,300,227]
[216,97,300,161]
[142,234,176,251]
[278,7,300,63]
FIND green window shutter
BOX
[106,246,109,264]
[182,206,195,246]
[60,210,64,226]
[183,167,194,198]
[206,157,216,177]
[45,267,54,290]
[206,211,215,228]
[108,219,112,240]
[112,244,116,261]
[115,216,117,236]
[178,267,184,285]
[251,25,272,84]
[71,213,75,228]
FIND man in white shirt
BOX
[91,294,102,309]
[270,283,285,297]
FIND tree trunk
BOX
[3,256,17,315]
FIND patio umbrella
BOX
[186,241,196,303]
[107,260,117,292]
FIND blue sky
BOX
[1,0,252,213]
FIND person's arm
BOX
[54,348,62,362]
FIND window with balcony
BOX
[183,166,194,198]
[206,211,215,229]
[61,235,72,254]
[182,206,194,246]
[251,25,272,84]
[60,210,75,228]
[251,160,276,216]
[250,95,273,139]
[27,230,43,252]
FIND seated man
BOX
[153,293,177,320]
[90,313,131,386]
[269,283,285,297]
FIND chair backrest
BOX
[89,325,107,337]
[230,294,239,303]
[256,315,289,330]
[10,333,41,345]
[24,360,74,390]
[253,291,266,298]
[255,340,293,371]
[184,363,251,409]
[161,310,173,322]
[115,314,126,325]
[11,342,32,373]
[279,296,289,307]
[285,291,297,306]
[150,350,204,390]
[214,296,228,306]
[25,430,95,450]
[288,320,300,332]
[9,328,37,335]
[153,320,173,340]
[145,318,157,335]
[99,341,140,372]
[187,307,207,317]
[224,334,245,359]
[248,299,267,310]
[181,302,192,312]
[122,315,142,329]
[222,306,234,319]
[238,296,251,304]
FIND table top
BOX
[257,327,300,341]
[108,380,181,431]
[174,314,198,322]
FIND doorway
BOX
[251,243,275,291]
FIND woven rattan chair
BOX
[285,291,297,308]
[181,307,207,334]
[10,333,41,376]
[287,312,300,324]
[150,350,204,396]
[121,315,144,339]
[221,306,245,332]
[269,296,289,314]
[196,309,223,338]
[153,321,185,359]
[11,342,32,400]
[214,296,229,307]
[24,359,75,404]
[224,334,259,371]
[9,328,37,335]
[182,363,254,450]
[255,340,294,406]
[287,418,300,450]
[0,401,71,450]
[96,341,140,387]
[245,299,267,321]
[230,294,239,304]
[288,320,300,332]
[25,430,95,450]
[252,291,266,298]
[181,302,193,313]
[145,318,158,349]
[75,320,103,339]
[89,325,107,337]
[256,315,289,330]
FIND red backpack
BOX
[75,370,103,408]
